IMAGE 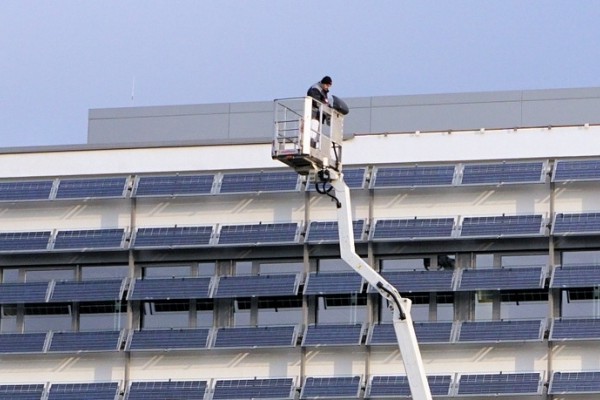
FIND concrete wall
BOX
[88,87,600,145]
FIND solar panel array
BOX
[213,326,296,348]
[369,322,453,345]
[305,220,365,244]
[217,223,298,245]
[55,177,127,199]
[0,180,53,201]
[133,226,213,248]
[550,318,600,340]
[304,272,363,295]
[371,165,455,188]
[128,277,211,300]
[0,384,44,400]
[302,324,363,346]
[135,174,214,197]
[551,265,600,288]
[0,282,49,304]
[49,279,124,303]
[214,274,298,298]
[460,214,543,237]
[220,171,299,193]
[461,161,545,185]
[553,159,600,182]
[0,333,47,354]
[212,378,294,400]
[53,229,125,250]
[458,320,543,342]
[549,371,600,394]
[127,380,207,400]
[458,267,544,291]
[0,231,51,252]
[48,330,122,352]
[368,375,452,397]
[128,329,209,351]
[371,218,455,241]
[457,373,541,395]
[47,382,119,400]
[300,376,361,399]
[553,212,600,235]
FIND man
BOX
[306,76,332,147]
[307,76,332,119]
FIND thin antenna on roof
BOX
[131,76,135,103]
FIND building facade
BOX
[1,88,600,399]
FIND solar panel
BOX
[553,159,600,182]
[307,168,367,190]
[300,376,361,399]
[0,384,44,400]
[302,324,363,346]
[460,214,543,237]
[304,272,363,295]
[217,223,298,245]
[305,220,365,244]
[551,265,600,288]
[0,333,47,354]
[0,231,51,252]
[127,381,207,400]
[214,274,298,298]
[128,277,211,301]
[376,270,454,293]
[213,326,296,348]
[53,229,125,250]
[135,174,215,197]
[55,177,127,199]
[0,180,53,201]
[0,282,49,304]
[128,329,209,351]
[371,218,454,241]
[457,373,541,395]
[213,378,294,400]
[368,375,452,397]
[549,371,600,394]
[458,320,543,342]
[553,212,600,235]
[49,279,124,302]
[458,267,544,291]
[461,161,545,185]
[48,330,123,352]
[550,318,600,340]
[133,226,213,248]
[371,165,455,188]
[47,382,119,400]
[220,171,299,193]
[368,322,453,345]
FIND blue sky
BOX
[2,1,600,148]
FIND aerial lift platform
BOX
[272,97,433,400]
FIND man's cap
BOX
[320,76,332,85]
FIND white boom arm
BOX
[329,171,432,400]
[272,97,432,399]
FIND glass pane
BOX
[80,313,127,331]
[260,261,303,274]
[25,269,74,282]
[562,250,600,265]
[144,265,191,278]
[501,254,548,268]
[82,265,128,280]
[24,315,71,332]
[2,269,19,283]
[381,258,426,272]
